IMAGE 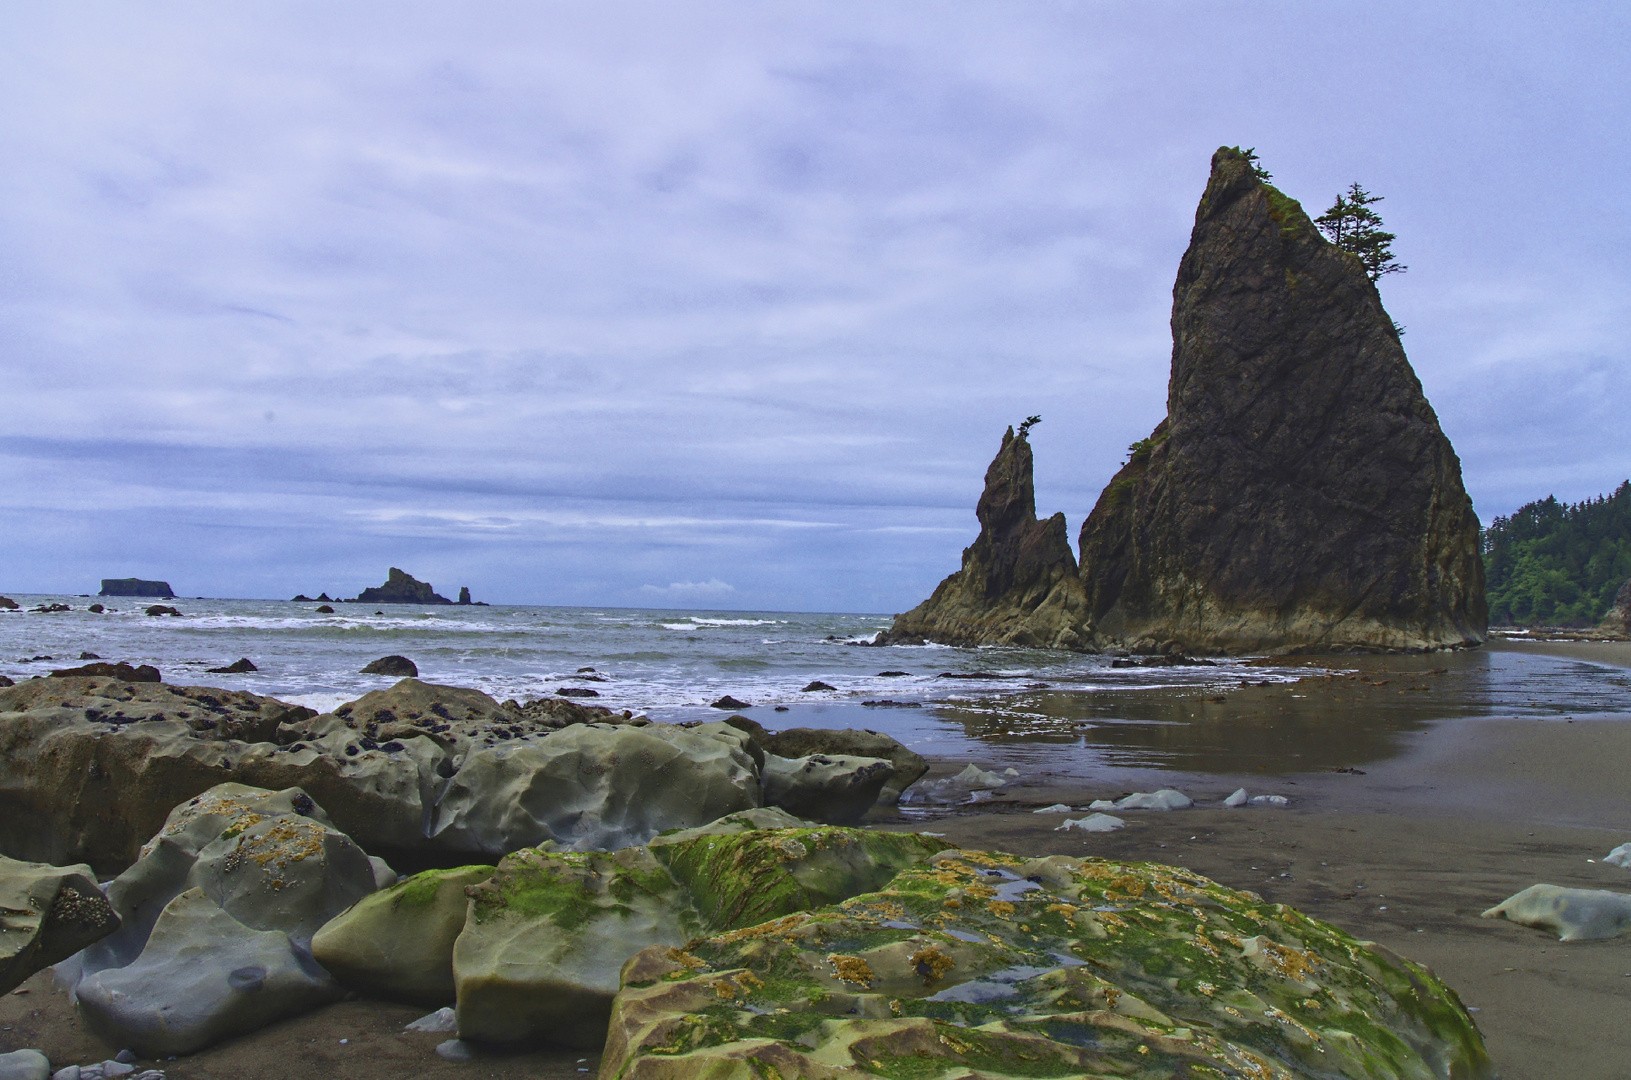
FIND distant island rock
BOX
[885,147,1486,655]
[882,426,1085,649]
[99,578,174,598]
[354,568,452,605]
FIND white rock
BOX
[49,1067,79,1080]
[405,1007,458,1033]
[1088,800,1118,812]
[950,764,1009,789]
[99,1066,132,1079]
[1032,804,1073,814]
[1115,789,1193,811]
[1604,843,1631,868]
[1055,814,1125,833]
[1249,795,1289,807]
[435,1039,476,1062]
[1482,884,1631,941]
[1223,788,1248,807]
[0,1049,50,1080]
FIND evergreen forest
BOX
[1483,481,1631,626]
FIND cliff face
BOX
[1076,147,1487,653]
[1599,579,1631,636]
[884,427,1086,648]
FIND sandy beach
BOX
[4,637,1629,1079]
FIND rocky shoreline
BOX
[0,665,1502,1079]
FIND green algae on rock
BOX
[312,863,496,1006]
[449,817,952,1048]
[602,849,1491,1080]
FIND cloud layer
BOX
[1,2,1626,609]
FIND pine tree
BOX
[1315,183,1406,282]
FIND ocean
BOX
[3,593,1625,783]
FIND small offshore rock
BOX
[79,652,101,660]
[800,681,836,692]
[556,687,599,697]
[49,662,161,683]
[1223,787,1249,807]
[0,597,18,610]
[87,604,105,613]
[315,605,335,613]
[1055,813,1124,833]
[206,658,257,674]
[142,606,181,617]
[0,1049,50,1080]
[1482,884,1631,941]
[710,695,750,710]
[361,655,418,677]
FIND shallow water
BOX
[2,594,1626,779]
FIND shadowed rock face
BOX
[884,427,1085,648]
[1600,579,1631,636]
[1077,147,1486,654]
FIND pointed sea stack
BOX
[354,568,453,605]
[883,427,1086,648]
[1077,147,1486,653]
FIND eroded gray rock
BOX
[430,722,761,855]
[0,856,118,995]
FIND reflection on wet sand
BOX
[924,647,1631,776]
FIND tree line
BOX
[1482,481,1631,626]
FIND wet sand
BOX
[4,639,1629,1079]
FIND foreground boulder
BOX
[0,856,119,994]
[431,722,762,855]
[1076,147,1486,654]
[884,425,1086,649]
[312,864,495,1006]
[603,848,1491,1079]
[64,783,379,1056]
[449,816,948,1048]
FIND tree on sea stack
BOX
[1316,182,1406,282]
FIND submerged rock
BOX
[0,856,119,995]
[1482,884,1631,941]
[603,849,1491,1079]
[883,426,1085,649]
[1077,147,1485,654]
[205,658,257,675]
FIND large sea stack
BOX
[354,568,452,605]
[1077,147,1486,653]
[883,426,1086,649]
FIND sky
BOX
[2,2,1627,612]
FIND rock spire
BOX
[883,426,1085,648]
[1075,146,1486,652]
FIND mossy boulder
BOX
[602,849,1491,1079]
[312,864,496,1006]
[449,819,952,1048]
